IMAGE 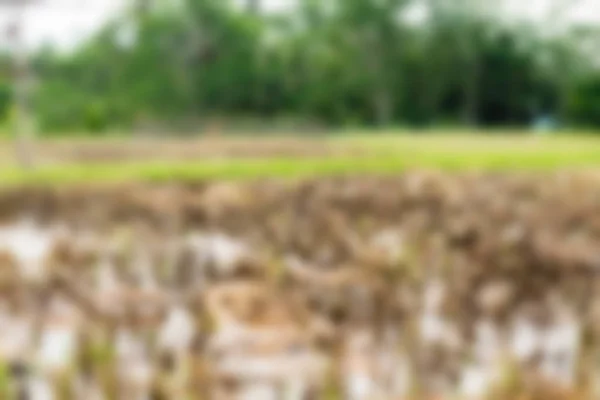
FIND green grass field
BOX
[1,132,599,186]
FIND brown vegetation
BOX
[0,173,600,398]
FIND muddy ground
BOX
[1,172,600,399]
[0,137,370,166]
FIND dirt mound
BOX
[16,137,367,165]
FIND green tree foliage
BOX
[0,82,10,123]
[0,56,12,123]
[2,0,599,132]
[569,74,600,127]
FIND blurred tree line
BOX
[2,0,600,133]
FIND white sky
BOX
[505,0,600,24]
[0,0,598,52]
[0,0,125,51]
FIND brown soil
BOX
[0,137,368,165]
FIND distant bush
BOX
[568,75,600,127]
[84,101,110,132]
[0,82,11,122]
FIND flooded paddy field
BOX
[1,172,600,399]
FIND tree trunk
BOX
[247,0,261,15]
[461,64,480,126]
[374,87,393,127]
[136,0,151,17]
[365,30,393,127]
[8,6,34,169]
[460,28,480,127]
